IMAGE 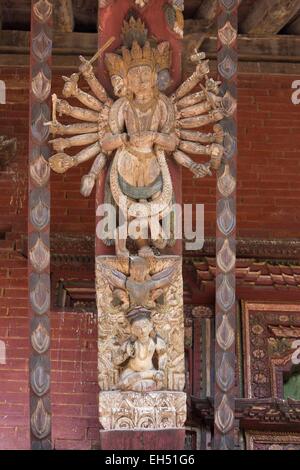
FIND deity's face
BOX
[111,75,127,97]
[131,317,153,341]
[127,65,157,96]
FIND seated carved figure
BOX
[113,308,167,392]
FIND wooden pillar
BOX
[28,0,53,450]
[96,0,185,451]
[214,0,238,450]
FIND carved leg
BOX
[115,227,129,258]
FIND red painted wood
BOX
[96,0,182,256]
[100,429,186,450]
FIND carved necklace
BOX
[136,340,151,361]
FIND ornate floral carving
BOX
[243,302,300,399]
[96,255,184,393]
[99,391,186,430]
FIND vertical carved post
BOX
[28,0,53,450]
[214,0,238,450]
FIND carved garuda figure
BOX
[47,17,225,257]
[101,255,180,311]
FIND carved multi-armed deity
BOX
[47,15,225,431]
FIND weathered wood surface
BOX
[240,0,300,35]
[1,30,300,62]
[53,0,74,32]
[285,13,300,34]
[28,0,53,450]
[214,0,238,451]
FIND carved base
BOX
[99,391,187,430]
[99,429,186,450]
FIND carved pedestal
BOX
[96,255,186,448]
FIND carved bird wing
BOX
[101,264,127,290]
[150,261,180,290]
[172,52,231,172]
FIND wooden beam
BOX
[183,33,300,63]
[1,30,300,63]
[197,0,218,21]
[1,30,300,74]
[240,0,300,35]
[285,13,300,34]
[53,0,74,32]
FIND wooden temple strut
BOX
[214,0,238,450]
[28,0,53,449]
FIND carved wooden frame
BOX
[246,431,300,450]
[242,302,300,399]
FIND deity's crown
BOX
[104,16,171,78]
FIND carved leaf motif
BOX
[31,106,50,143]
[31,399,51,439]
[217,239,236,273]
[29,237,50,272]
[216,354,235,392]
[216,315,234,350]
[32,30,52,61]
[217,200,235,236]
[215,395,234,434]
[218,55,237,80]
[218,21,237,46]
[217,275,235,311]
[30,198,49,230]
[30,278,50,315]
[224,132,237,160]
[220,0,237,11]
[30,154,50,186]
[217,164,236,197]
[31,362,50,396]
[31,323,50,354]
[222,91,237,117]
[33,0,53,23]
[32,70,51,101]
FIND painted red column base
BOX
[100,429,186,450]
